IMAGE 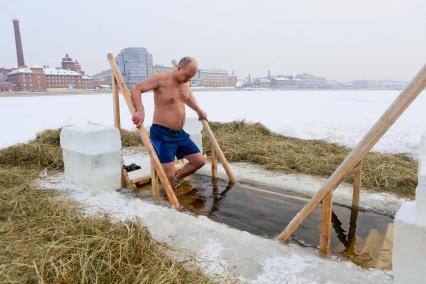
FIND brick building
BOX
[4,54,96,92]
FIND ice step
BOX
[361,229,384,265]
[374,223,393,269]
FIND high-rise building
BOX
[116,47,153,88]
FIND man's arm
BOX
[130,74,161,127]
[182,83,207,121]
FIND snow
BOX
[7,68,33,75]
[1,90,425,157]
[43,67,81,76]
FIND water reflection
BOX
[207,178,235,219]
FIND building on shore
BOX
[153,64,174,74]
[294,73,329,89]
[254,78,272,88]
[153,64,203,87]
[0,82,16,92]
[270,75,303,89]
[153,64,236,87]
[198,68,237,87]
[5,55,97,92]
[92,69,112,87]
[61,53,82,74]
[116,47,153,88]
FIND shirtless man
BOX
[130,56,206,187]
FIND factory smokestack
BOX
[13,19,26,67]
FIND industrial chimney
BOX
[13,19,26,67]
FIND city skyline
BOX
[1,0,425,81]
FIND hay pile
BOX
[203,121,417,199]
[0,130,210,283]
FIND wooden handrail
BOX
[202,120,236,183]
[107,53,180,208]
[278,64,426,241]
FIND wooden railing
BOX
[278,64,426,255]
[107,53,235,209]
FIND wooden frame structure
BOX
[107,53,235,209]
[277,64,426,255]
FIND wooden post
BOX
[151,161,160,202]
[345,206,359,256]
[112,77,128,188]
[211,141,218,179]
[319,191,333,255]
[112,77,121,129]
[352,161,362,209]
[278,64,426,242]
[107,53,180,208]
[202,120,236,183]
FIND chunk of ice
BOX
[393,201,426,284]
[416,134,426,226]
[60,124,121,155]
[60,124,122,194]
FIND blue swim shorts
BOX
[150,124,201,163]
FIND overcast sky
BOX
[1,0,425,81]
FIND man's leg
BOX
[161,161,176,187]
[175,152,206,181]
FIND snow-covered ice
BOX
[2,90,426,156]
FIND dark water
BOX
[137,174,393,269]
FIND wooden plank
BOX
[319,191,333,255]
[211,141,218,179]
[120,163,126,188]
[107,53,180,208]
[277,64,426,242]
[122,168,137,191]
[151,161,160,202]
[202,120,236,183]
[112,77,121,129]
[352,161,362,209]
[128,163,184,184]
[112,77,126,187]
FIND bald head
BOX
[175,56,198,83]
[178,56,197,67]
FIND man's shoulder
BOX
[149,72,171,82]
